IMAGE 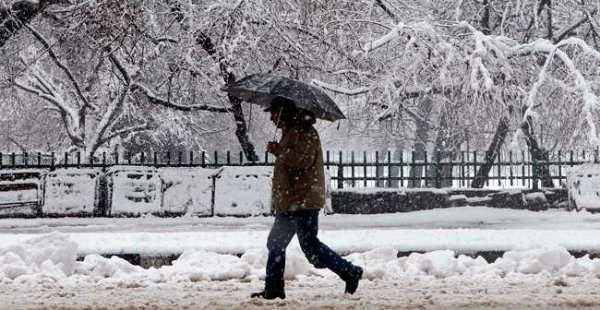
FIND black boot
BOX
[251,279,285,300]
[344,266,363,294]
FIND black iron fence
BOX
[0,149,596,189]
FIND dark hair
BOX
[270,97,297,124]
[270,97,316,126]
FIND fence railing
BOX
[0,150,596,189]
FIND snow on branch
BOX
[25,24,97,111]
[311,79,370,96]
[88,52,133,156]
[100,123,151,146]
[14,73,83,147]
[362,22,405,53]
[132,83,230,112]
[511,39,600,146]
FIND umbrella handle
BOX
[272,106,284,141]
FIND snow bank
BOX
[0,232,77,280]
[2,233,600,286]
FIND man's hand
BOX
[267,141,280,155]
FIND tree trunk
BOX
[521,117,554,188]
[429,111,458,188]
[386,140,405,188]
[195,32,258,161]
[408,97,434,188]
[471,116,509,188]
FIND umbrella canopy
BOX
[221,74,346,121]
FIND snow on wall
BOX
[566,164,600,210]
[106,166,162,216]
[215,166,272,216]
[159,167,216,215]
[43,168,99,215]
[0,169,46,216]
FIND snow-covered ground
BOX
[2,207,600,309]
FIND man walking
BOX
[251,97,363,300]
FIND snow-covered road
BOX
[3,273,600,310]
[2,207,600,234]
[2,207,600,309]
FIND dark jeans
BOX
[266,209,359,288]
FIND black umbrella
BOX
[221,73,346,121]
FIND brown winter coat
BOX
[271,123,326,213]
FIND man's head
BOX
[265,97,316,128]
[265,97,297,128]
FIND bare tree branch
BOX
[553,9,598,43]
[132,83,230,112]
[374,0,398,22]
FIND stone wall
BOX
[331,188,568,214]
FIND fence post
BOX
[460,151,465,187]
[435,151,441,188]
[387,151,392,188]
[400,152,404,187]
[189,151,193,166]
[509,151,514,187]
[153,152,158,167]
[64,152,68,167]
[532,150,539,190]
[141,152,145,166]
[210,175,217,217]
[569,150,574,167]
[411,151,416,187]
[546,151,551,187]
[497,152,502,187]
[558,150,562,182]
[102,152,106,168]
[11,152,15,168]
[226,151,230,165]
[202,151,206,167]
[351,152,355,187]
[77,152,81,168]
[114,152,119,166]
[38,152,42,167]
[424,151,429,187]
[363,152,367,187]
[23,152,28,168]
[0,152,2,169]
[472,151,477,187]
[51,152,55,169]
[167,151,171,166]
[337,151,344,189]
[375,151,380,187]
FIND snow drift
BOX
[2,233,600,286]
